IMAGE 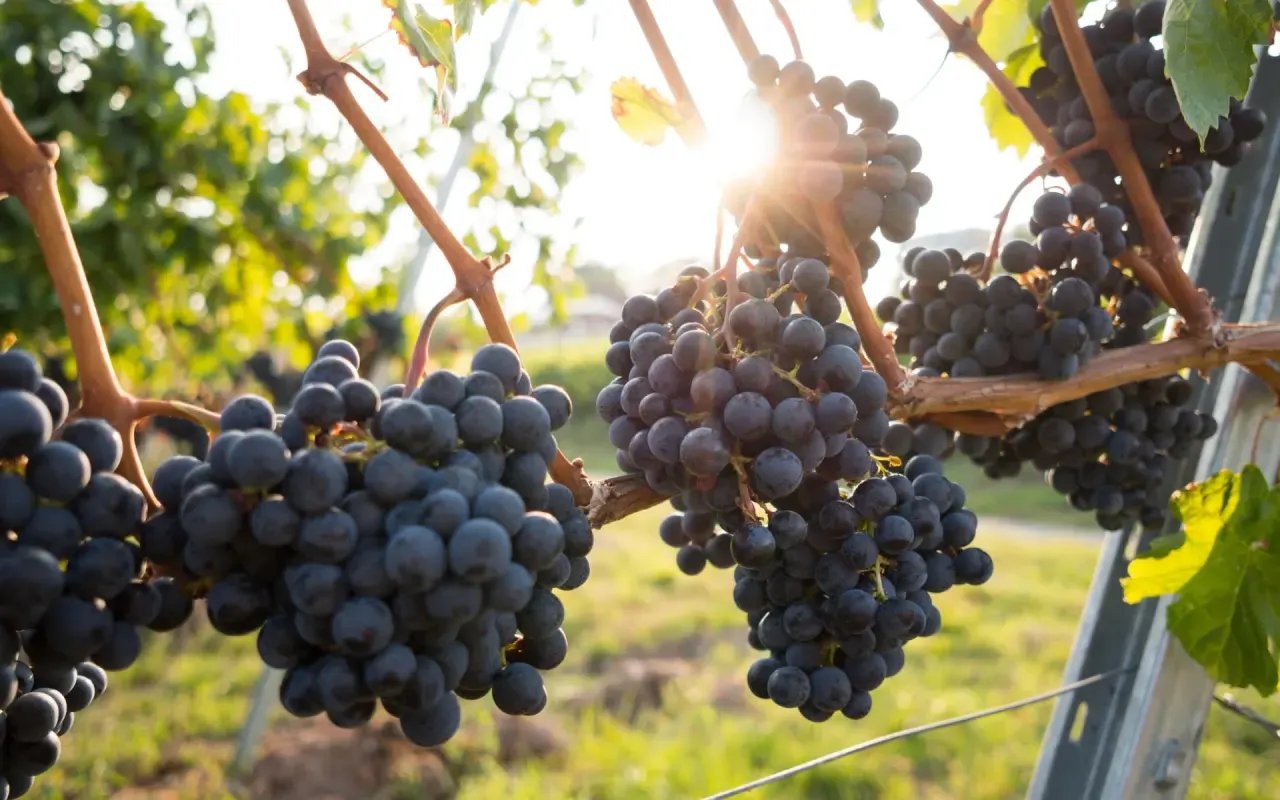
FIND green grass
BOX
[37,511,1279,799]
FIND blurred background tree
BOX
[0,0,584,401]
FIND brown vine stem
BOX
[985,138,1101,279]
[1117,248,1174,309]
[970,0,995,35]
[900,321,1280,418]
[1047,0,1211,335]
[768,0,803,60]
[712,0,761,64]
[285,0,593,504]
[404,286,466,393]
[914,0,1079,184]
[814,203,905,390]
[628,0,708,147]
[0,86,159,505]
[132,399,223,430]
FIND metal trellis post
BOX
[1029,53,1280,800]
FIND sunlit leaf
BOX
[1164,0,1270,140]
[947,0,1032,62]
[981,42,1042,156]
[453,0,478,39]
[385,1,457,120]
[1123,466,1280,695]
[610,78,684,146]
[849,0,883,28]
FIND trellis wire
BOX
[702,665,1136,800]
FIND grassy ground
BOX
[37,510,1278,799]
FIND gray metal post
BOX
[1029,53,1280,799]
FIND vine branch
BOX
[913,0,1079,183]
[712,0,761,65]
[899,322,1280,419]
[284,0,593,504]
[1047,0,1211,335]
[768,0,803,61]
[0,86,163,505]
[628,0,708,147]
[814,203,905,389]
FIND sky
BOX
[179,0,1048,315]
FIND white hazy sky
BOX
[175,0,1048,314]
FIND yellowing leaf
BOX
[610,78,684,146]
[947,0,1032,62]
[385,1,457,121]
[982,43,1042,156]
[850,0,884,29]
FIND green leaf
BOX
[981,43,1042,156]
[849,0,883,29]
[1123,466,1280,695]
[1164,0,1270,140]
[385,1,457,120]
[453,0,478,39]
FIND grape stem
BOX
[284,0,594,505]
[768,0,803,60]
[132,399,223,431]
[729,452,761,523]
[1117,248,1175,309]
[711,0,762,64]
[627,0,708,147]
[984,138,1102,280]
[913,0,1080,184]
[0,86,230,507]
[768,362,820,402]
[969,0,995,36]
[404,286,466,393]
[720,199,758,350]
[813,202,906,390]
[1046,0,1212,335]
[871,556,888,602]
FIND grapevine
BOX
[1,0,1280,794]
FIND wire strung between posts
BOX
[1214,694,1280,740]
[702,665,1137,800]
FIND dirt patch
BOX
[248,720,389,800]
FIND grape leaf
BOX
[1024,0,1090,24]
[981,43,1042,157]
[453,0,479,39]
[849,0,883,29]
[385,1,457,121]
[1123,466,1280,695]
[1163,0,1270,140]
[610,78,685,146]
[947,0,1032,62]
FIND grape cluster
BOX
[1,643,110,800]
[598,257,991,721]
[961,375,1215,531]
[1022,1,1268,239]
[1,348,193,797]
[725,55,934,270]
[879,187,1151,381]
[734,454,990,721]
[151,341,588,747]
